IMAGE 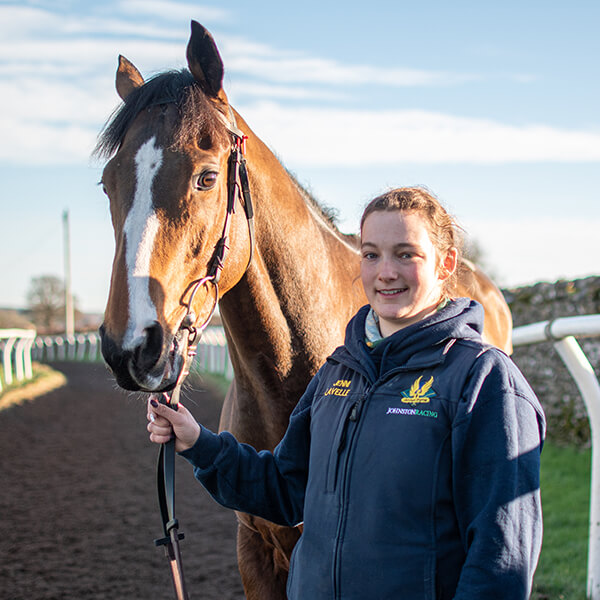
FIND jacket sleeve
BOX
[451,350,546,600]
[178,370,322,527]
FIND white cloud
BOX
[0,37,184,72]
[224,55,474,87]
[227,80,344,101]
[0,115,98,165]
[240,102,600,166]
[115,0,230,23]
[1,3,597,167]
[3,88,600,166]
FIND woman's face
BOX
[360,210,456,337]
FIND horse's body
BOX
[97,21,512,599]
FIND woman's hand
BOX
[147,396,201,453]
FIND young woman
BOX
[148,187,545,599]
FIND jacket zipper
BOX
[332,394,366,599]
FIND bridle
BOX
[179,107,255,345]
[154,106,255,600]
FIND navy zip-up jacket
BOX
[180,299,545,599]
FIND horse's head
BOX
[97,22,253,391]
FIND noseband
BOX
[154,107,254,600]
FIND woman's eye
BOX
[362,252,378,260]
[195,171,218,190]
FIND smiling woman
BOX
[147,183,545,599]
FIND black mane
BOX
[94,69,228,159]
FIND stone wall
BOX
[502,276,600,447]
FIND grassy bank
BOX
[532,442,590,599]
[0,362,67,410]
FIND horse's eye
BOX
[195,171,218,191]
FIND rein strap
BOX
[155,386,190,600]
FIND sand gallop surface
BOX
[0,362,245,599]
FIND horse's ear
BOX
[186,21,225,100]
[116,55,145,100]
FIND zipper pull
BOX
[338,397,365,454]
[349,397,363,421]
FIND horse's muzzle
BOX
[99,323,181,392]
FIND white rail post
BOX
[512,315,600,600]
[14,337,28,381]
[23,336,34,379]
[2,337,17,386]
[552,336,600,599]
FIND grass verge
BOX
[0,362,67,411]
[532,442,590,600]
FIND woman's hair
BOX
[360,187,462,293]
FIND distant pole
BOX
[63,210,75,336]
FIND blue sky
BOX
[1,0,599,313]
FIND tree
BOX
[26,275,69,332]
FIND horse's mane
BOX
[94,69,228,159]
[286,172,359,247]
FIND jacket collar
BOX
[329,299,484,382]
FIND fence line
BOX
[0,329,36,392]
[30,327,233,381]
[512,314,600,600]
[32,333,102,363]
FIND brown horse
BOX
[96,21,512,599]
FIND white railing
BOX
[0,329,37,392]
[190,327,234,380]
[32,332,102,363]
[513,314,600,600]
[33,328,234,381]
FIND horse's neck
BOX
[218,149,364,447]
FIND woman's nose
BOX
[377,257,398,280]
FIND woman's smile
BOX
[377,287,408,296]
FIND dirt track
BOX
[0,362,245,599]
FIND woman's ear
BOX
[438,247,458,281]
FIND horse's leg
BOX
[236,515,301,600]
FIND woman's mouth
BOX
[377,287,408,297]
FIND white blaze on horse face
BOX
[123,137,163,350]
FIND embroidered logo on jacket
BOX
[401,376,436,404]
[324,379,352,397]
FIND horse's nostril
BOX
[133,322,163,372]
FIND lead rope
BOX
[155,386,189,600]
[154,332,196,600]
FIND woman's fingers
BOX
[146,397,200,451]
[147,397,173,441]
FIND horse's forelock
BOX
[94,69,228,159]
